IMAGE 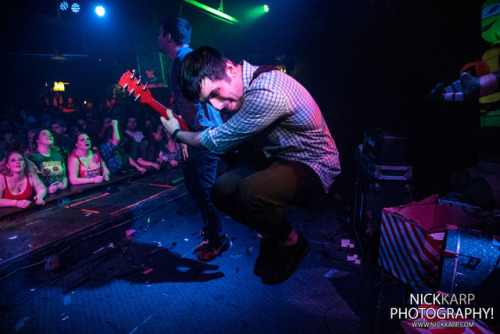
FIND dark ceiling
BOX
[0,0,486,110]
[0,0,337,102]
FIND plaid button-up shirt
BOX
[199,61,341,192]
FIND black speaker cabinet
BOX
[352,148,413,260]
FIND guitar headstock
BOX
[118,70,154,105]
[117,70,189,131]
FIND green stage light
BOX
[183,0,239,24]
[245,4,271,21]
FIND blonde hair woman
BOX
[0,151,47,208]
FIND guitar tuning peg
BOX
[134,95,141,101]
[143,82,148,90]
[136,78,142,85]
[122,84,129,91]
[129,89,135,96]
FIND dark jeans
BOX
[210,156,325,242]
[182,146,224,241]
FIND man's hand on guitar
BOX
[160,109,180,135]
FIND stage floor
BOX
[1,168,496,334]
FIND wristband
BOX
[171,129,182,143]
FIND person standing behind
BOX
[51,119,74,157]
[158,16,230,262]
[161,46,341,284]
[29,129,68,193]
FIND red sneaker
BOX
[194,240,209,253]
[197,235,232,262]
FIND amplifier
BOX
[352,148,413,260]
[356,147,413,181]
[362,128,408,165]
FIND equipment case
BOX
[352,148,413,259]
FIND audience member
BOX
[0,151,47,208]
[52,92,64,113]
[100,120,146,174]
[137,122,164,171]
[96,117,113,146]
[0,130,20,160]
[75,118,88,133]
[29,129,68,193]
[40,113,53,130]
[68,132,110,185]
[51,119,74,156]
[19,109,39,130]
[125,116,145,143]
[160,129,181,168]
[0,85,179,210]
[61,96,78,123]
[24,128,39,156]
[81,100,97,119]
[124,116,143,160]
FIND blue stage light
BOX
[95,5,106,17]
[60,1,69,11]
[71,3,80,13]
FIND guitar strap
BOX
[195,65,278,129]
[249,65,279,86]
[222,65,280,168]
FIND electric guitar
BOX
[118,70,189,131]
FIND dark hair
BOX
[72,131,90,144]
[180,46,231,102]
[31,128,52,152]
[102,126,114,142]
[144,122,163,146]
[159,16,192,45]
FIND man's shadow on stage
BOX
[58,241,224,293]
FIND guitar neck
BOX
[117,70,189,131]
[147,99,189,131]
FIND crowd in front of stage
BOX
[0,91,183,209]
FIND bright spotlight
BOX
[71,2,80,13]
[263,4,269,12]
[60,1,69,11]
[95,5,106,17]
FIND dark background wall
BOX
[0,0,489,200]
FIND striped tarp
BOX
[378,208,443,291]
